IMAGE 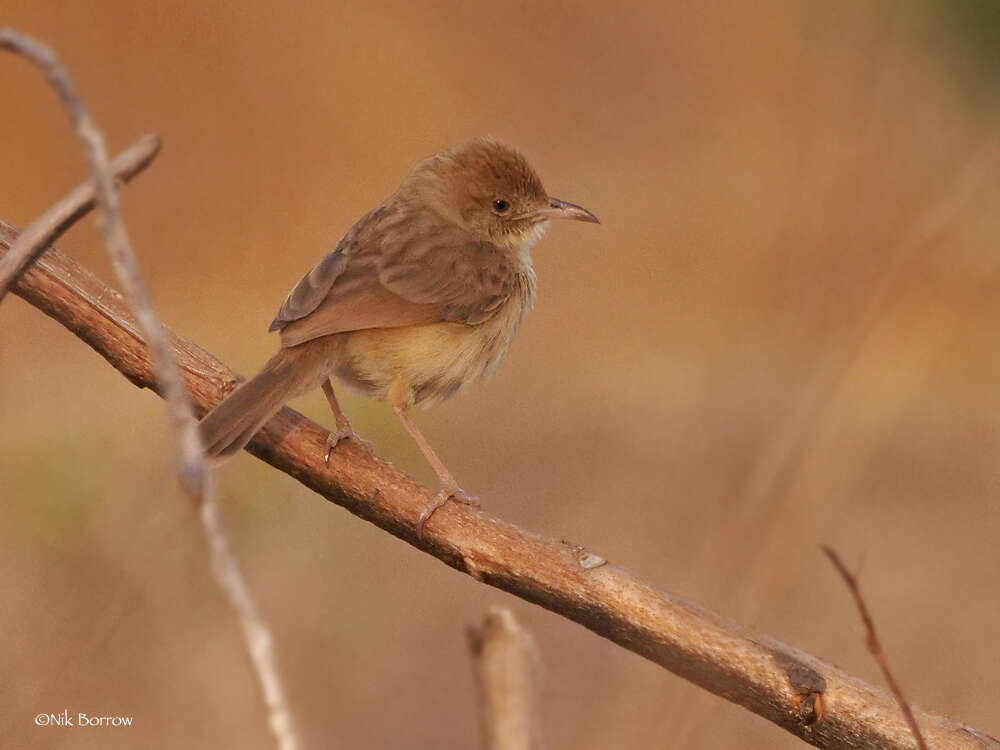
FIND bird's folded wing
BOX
[269,204,517,348]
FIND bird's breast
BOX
[334,266,536,407]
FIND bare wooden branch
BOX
[823,547,930,750]
[4,223,996,750]
[0,29,300,750]
[0,134,161,301]
[467,608,544,750]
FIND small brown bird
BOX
[200,137,598,527]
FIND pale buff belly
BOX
[331,312,521,407]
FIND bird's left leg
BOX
[390,388,478,534]
[321,378,372,462]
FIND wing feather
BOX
[271,202,517,347]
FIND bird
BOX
[199,136,598,530]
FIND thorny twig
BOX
[823,546,929,750]
[0,29,300,750]
[0,134,162,300]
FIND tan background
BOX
[2,1,999,748]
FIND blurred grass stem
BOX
[0,29,301,750]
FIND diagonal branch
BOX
[4,221,996,750]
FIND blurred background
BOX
[3,1,1000,747]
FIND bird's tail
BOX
[200,348,313,460]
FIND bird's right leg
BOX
[389,386,477,535]
[321,378,371,462]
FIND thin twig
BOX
[822,546,930,750]
[0,29,300,750]
[4,226,996,750]
[467,608,544,750]
[0,134,161,301]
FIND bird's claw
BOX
[417,483,479,536]
[324,428,374,464]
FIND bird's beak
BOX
[541,196,600,224]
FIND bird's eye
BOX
[493,199,510,214]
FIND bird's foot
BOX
[324,427,373,464]
[417,482,479,536]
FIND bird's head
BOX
[401,136,598,249]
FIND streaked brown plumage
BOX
[200,137,598,529]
